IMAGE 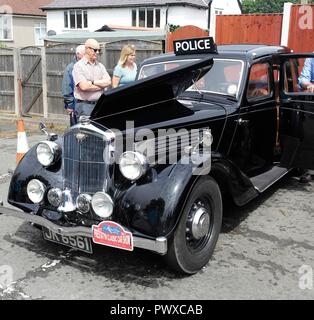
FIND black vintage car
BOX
[1,38,314,274]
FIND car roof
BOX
[141,44,291,65]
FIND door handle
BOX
[235,118,249,125]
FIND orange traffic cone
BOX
[16,119,29,164]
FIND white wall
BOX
[87,8,132,31]
[46,10,63,34]
[167,6,208,29]
[7,16,46,47]
[46,2,241,35]
[212,0,242,15]
[47,9,132,34]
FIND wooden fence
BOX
[216,14,283,45]
[0,48,16,113]
[215,4,314,53]
[20,47,43,116]
[0,39,162,117]
[288,4,314,53]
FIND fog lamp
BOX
[76,194,92,213]
[47,188,62,207]
[91,192,113,219]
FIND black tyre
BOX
[164,177,222,274]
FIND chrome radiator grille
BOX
[63,128,108,196]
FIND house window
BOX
[132,10,136,26]
[214,8,223,15]
[139,9,145,27]
[64,10,88,29]
[34,22,46,46]
[83,11,88,29]
[132,8,161,28]
[0,12,13,40]
[155,9,160,28]
[147,9,154,28]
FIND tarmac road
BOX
[0,134,313,300]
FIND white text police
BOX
[174,37,217,55]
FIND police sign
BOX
[174,37,217,55]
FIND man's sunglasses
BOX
[87,47,101,53]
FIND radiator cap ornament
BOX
[79,115,91,125]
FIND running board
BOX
[250,166,289,193]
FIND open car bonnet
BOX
[90,56,214,120]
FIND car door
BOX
[279,54,314,170]
[229,59,278,177]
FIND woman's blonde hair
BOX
[118,45,135,67]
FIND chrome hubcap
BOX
[191,208,210,239]
[187,202,211,241]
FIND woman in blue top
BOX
[112,45,137,88]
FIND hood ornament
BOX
[79,115,91,125]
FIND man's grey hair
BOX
[76,45,85,55]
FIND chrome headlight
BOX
[27,179,46,204]
[36,141,61,167]
[91,192,113,219]
[119,151,148,181]
[47,188,62,207]
[76,194,92,214]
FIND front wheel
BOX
[164,177,222,274]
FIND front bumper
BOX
[0,206,168,255]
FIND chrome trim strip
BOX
[133,236,168,256]
[0,207,168,255]
[64,122,115,142]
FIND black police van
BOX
[1,37,314,274]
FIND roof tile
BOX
[41,0,209,10]
[0,0,52,16]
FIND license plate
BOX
[42,227,93,254]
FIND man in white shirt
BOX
[72,38,111,117]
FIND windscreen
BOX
[138,59,244,98]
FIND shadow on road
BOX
[221,174,312,233]
[3,222,185,287]
[2,174,312,286]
